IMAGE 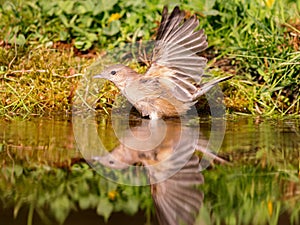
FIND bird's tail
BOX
[192,75,233,100]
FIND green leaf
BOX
[103,20,120,36]
[74,37,93,51]
[59,31,69,41]
[96,198,113,222]
[58,1,75,14]
[50,195,71,224]
[93,0,118,15]
[7,33,25,46]
[80,16,94,28]
[79,195,92,210]
[77,0,95,14]
[15,34,26,46]
[77,5,89,14]
[204,0,217,11]
[82,168,94,179]
[258,68,269,81]
[2,1,16,11]
[14,165,23,177]
[123,197,139,215]
[59,14,69,27]
[77,180,90,194]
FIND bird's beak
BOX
[94,73,111,80]
[93,74,103,79]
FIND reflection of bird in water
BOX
[151,155,204,225]
[94,6,232,119]
[92,119,207,225]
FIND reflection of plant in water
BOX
[0,116,299,224]
[201,165,300,225]
[0,163,153,224]
[0,161,299,225]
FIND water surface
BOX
[0,115,299,225]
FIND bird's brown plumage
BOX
[94,6,232,119]
[91,118,204,225]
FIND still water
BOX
[0,115,299,225]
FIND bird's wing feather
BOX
[151,155,204,225]
[123,78,164,102]
[144,6,208,102]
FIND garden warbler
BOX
[94,6,232,119]
[92,118,204,225]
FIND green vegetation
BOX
[201,165,300,225]
[0,163,153,225]
[0,0,299,117]
[1,162,299,225]
[1,1,299,224]
[0,115,299,225]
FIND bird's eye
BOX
[109,160,114,165]
[110,71,116,75]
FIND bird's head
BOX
[92,154,130,170]
[94,64,136,89]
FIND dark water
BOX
[0,115,299,225]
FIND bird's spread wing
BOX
[144,6,208,102]
[151,155,204,225]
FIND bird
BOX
[94,6,233,119]
[91,118,204,225]
[151,154,204,225]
